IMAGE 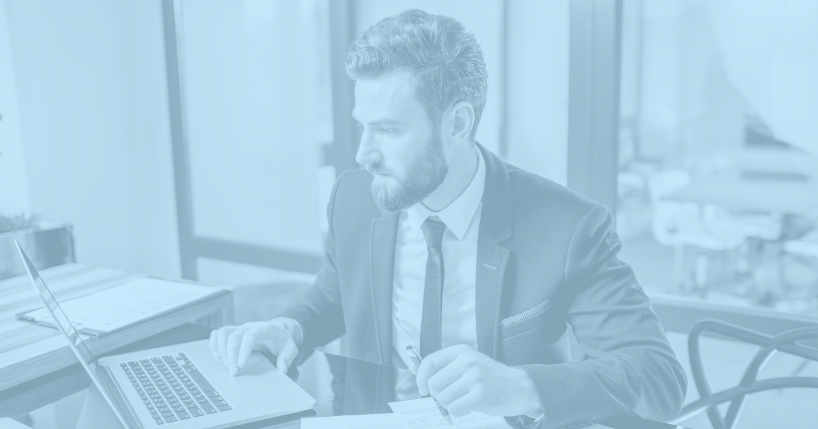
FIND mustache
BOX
[366,163,392,175]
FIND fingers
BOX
[212,326,238,364]
[426,361,464,398]
[211,325,248,370]
[217,326,234,365]
[209,329,219,359]
[416,345,467,396]
[225,327,250,376]
[445,389,481,418]
[212,321,299,376]
[275,337,298,374]
[236,329,257,369]
[433,371,473,409]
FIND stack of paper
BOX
[390,398,511,429]
[17,277,227,337]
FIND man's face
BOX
[353,70,448,212]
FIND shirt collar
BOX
[407,147,486,241]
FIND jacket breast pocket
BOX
[500,299,553,337]
[499,299,569,364]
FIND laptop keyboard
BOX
[121,352,232,425]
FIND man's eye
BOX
[381,128,396,134]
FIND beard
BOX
[366,134,448,212]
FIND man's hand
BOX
[415,345,542,418]
[209,318,302,376]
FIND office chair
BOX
[1,222,76,281]
[783,227,818,290]
[672,319,818,429]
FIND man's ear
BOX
[449,101,475,142]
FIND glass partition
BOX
[616,0,818,315]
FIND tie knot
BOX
[421,216,446,250]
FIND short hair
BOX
[346,9,488,139]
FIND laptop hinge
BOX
[98,365,144,429]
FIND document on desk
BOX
[301,414,407,429]
[389,398,512,429]
[16,277,227,337]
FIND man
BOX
[210,9,687,429]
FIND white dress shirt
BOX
[392,147,486,399]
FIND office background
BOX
[1,0,817,428]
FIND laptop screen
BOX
[15,241,128,424]
[21,252,99,369]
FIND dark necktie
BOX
[420,216,447,358]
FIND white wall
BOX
[0,0,30,215]
[5,0,180,278]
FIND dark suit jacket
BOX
[280,145,687,429]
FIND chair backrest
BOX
[0,224,75,281]
[674,319,818,429]
[785,227,818,259]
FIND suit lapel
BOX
[370,211,399,366]
[475,240,510,360]
[474,144,513,360]
[366,145,512,363]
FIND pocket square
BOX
[500,299,551,328]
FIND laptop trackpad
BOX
[235,355,270,377]
[208,353,281,387]
[195,345,314,414]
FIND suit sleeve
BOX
[277,171,349,350]
[512,203,688,429]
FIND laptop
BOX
[15,240,315,428]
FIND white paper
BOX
[22,277,224,332]
[301,414,407,429]
[389,398,512,429]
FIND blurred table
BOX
[662,166,818,215]
[0,264,233,392]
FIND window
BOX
[169,0,570,281]
[180,0,334,256]
[616,0,818,314]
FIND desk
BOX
[662,166,818,215]
[0,264,233,392]
[0,323,687,429]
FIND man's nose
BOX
[355,132,381,166]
